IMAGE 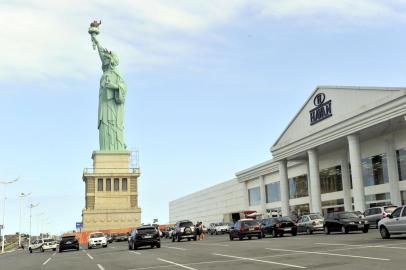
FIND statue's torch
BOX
[88,20,101,50]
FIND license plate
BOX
[144,235,152,238]
[249,228,254,231]
[358,225,363,229]
[66,241,71,244]
[284,228,291,231]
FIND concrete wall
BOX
[169,179,245,225]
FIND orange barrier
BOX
[74,228,132,244]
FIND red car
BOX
[229,219,262,240]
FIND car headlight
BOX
[349,222,355,225]
[364,221,369,224]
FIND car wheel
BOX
[324,226,330,235]
[193,236,197,241]
[88,245,92,249]
[248,236,252,240]
[215,230,218,235]
[103,244,107,248]
[188,238,191,241]
[362,228,368,233]
[380,226,390,239]
[76,247,79,251]
[229,234,233,241]
[177,236,181,242]
[129,242,132,250]
[172,236,175,242]
[291,231,297,236]
[41,247,44,252]
[258,234,262,239]
[53,248,56,251]
[238,234,243,241]
[272,230,277,238]
[157,243,161,248]
[29,248,32,253]
[306,228,312,235]
[261,232,266,238]
[151,245,154,249]
[59,249,62,253]
[279,233,284,237]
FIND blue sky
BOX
[1,0,406,235]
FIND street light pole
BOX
[18,192,31,248]
[28,203,39,247]
[0,178,19,253]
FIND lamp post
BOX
[28,203,39,247]
[0,178,19,253]
[18,192,31,248]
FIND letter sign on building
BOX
[309,93,332,125]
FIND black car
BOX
[115,233,128,242]
[59,235,79,252]
[128,225,160,250]
[172,220,197,242]
[261,217,297,237]
[229,219,262,240]
[324,212,369,234]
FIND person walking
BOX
[195,222,201,241]
[199,222,205,241]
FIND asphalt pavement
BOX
[1,230,406,270]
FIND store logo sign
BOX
[309,93,332,125]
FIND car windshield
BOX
[62,236,75,241]
[338,212,358,219]
[242,220,259,226]
[180,222,193,227]
[384,206,397,213]
[43,239,54,243]
[309,214,323,220]
[90,233,104,238]
[280,216,293,222]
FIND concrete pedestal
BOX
[82,151,141,231]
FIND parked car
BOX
[172,220,197,242]
[88,232,108,249]
[324,212,369,234]
[105,233,113,243]
[261,216,297,237]
[111,232,118,241]
[364,205,397,228]
[128,225,161,250]
[115,233,128,242]
[210,222,230,235]
[378,205,406,239]
[297,213,324,234]
[229,219,262,240]
[59,235,79,252]
[29,238,58,253]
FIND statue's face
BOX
[101,51,118,71]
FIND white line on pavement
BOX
[192,243,229,247]
[213,253,307,269]
[43,258,52,265]
[157,258,197,270]
[129,251,142,255]
[52,252,56,256]
[97,264,105,270]
[265,248,390,261]
[86,253,94,260]
[162,246,187,251]
[315,242,406,250]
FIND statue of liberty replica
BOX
[82,21,141,232]
[89,21,126,151]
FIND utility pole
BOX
[18,192,31,248]
[0,178,19,253]
[28,203,39,247]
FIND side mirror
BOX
[230,227,234,230]
[388,214,393,219]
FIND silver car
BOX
[297,213,324,234]
[364,205,397,228]
[378,205,406,239]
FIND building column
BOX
[278,160,290,216]
[341,151,352,211]
[305,160,313,213]
[347,134,365,212]
[385,138,402,206]
[259,176,267,215]
[243,181,249,209]
[308,149,322,214]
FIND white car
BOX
[29,238,57,253]
[378,205,406,239]
[210,223,230,235]
[88,232,108,249]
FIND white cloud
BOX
[0,0,405,83]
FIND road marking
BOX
[129,251,142,255]
[162,246,187,251]
[111,246,117,249]
[213,253,307,268]
[316,242,406,250]
[157,258,197,270]
[52,252,56,256]
[86,253,94,260]
[97,264,105,270]
[43,258,52,265]
[265,248,390,261]
[192,243,229,247]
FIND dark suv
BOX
[324,212,369,234]
[128,225,161,250]
[59,235,79,252]
[229,219,262,240]
[261,217,297,237]
[172,220,197,242]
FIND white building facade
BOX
[169,86,406,223]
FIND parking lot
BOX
[1,230,405,270]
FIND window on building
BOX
[265,182,280,203]
[114,178,119,191]
[98,178,103,192]
[289,204,310,216]
[396,148,406,181]
[362,153,389,187]
[320,165,343,194]
[122,178,128,191]
[248,187,261,206]
[401,191,406,205]
[365,192,391,208]
[289,174,308,199]
[321,199,345,215]
[106,178,111,191]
